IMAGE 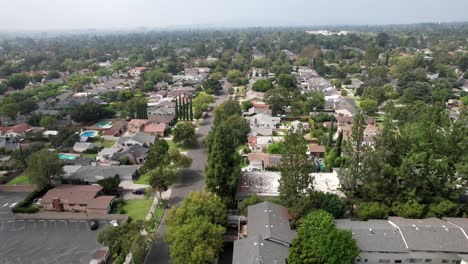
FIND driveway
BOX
[144,85,230,264]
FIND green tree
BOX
[97,175,121,195]
[8,73,29,89]
[252,79,273,92]
[166,217,225,264]
[202,78,222,94]
[173,122,197,148]
[357,202,389,220]
[360,98,378,115]
[276,73,296,90]
[265,87,289,115]
[39,115,57,129]
[288,210,359,264]
[0,103,20,119]
[294,192,348,219]
[266,141,287,154]
[98,221,148,264]
[428,199,460,217]
[70,102,115,123]
[143,81,155,92]
[304,92,325,113]
[392,200,426,218]
[239,194,264,215]
[192,92,214,119]
[26,149,64,189]
[278,129,315,207]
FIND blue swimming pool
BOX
[80,131,97,137]
[95,121,112,128]
[59,154,78,160]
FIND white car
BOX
[110,220,119,227]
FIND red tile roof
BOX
[0,124,32,134]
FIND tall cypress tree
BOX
[189,98,193,120]
[185,98,190,121]
[180,97,186,121]
[327,121,334,150]
[175,97,179,121]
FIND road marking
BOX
[2,203,8,207]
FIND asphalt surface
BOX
[0,218,109,264]
[0,192,110,264]
[0,192,28,220]
[144,85,230,264]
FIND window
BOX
[356,259,361,263]
[395,260,402,263]
[424,260,432,263]
[69,204,75,206]
[379,260,390,263]
[79,204,86,206]
[442,260,449,264]
[364,260,368,263]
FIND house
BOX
[311,169,345,197]
[127,119,148,134]
[0,124,32,138]
[0,136,20,150]
[245,113,281,136]
[249,136,283,153]
[289,120,310,132]
[118,132,155,147]
[40,185,115,214]
[63,165,140,183]
[111,144,148,164]
[128,67,147,77]
[73,142,95,153]
[143,123,166,137]
[247,153,282,170]
[336,217,468,264]
[307,144,325,159]
[148,114,175,126]
[244,102,272,116]
[184,67,210,81]
[236,171,281,201]
[233,202,296,264]
[102,121,127,137]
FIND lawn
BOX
[167,140,178,151]
[113,199,153,221]
[95,139,116,148]
[82,153,97,159]
[7,174,32,185]
[135,172,151,185]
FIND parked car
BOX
[89,220,99,230]
[132,188,146,195]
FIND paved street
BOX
[144,85,230,264]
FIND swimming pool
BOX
[59,153,78,160]
[95,121,112,128]
[80,130,98,138]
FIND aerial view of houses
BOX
[0,1,468,264]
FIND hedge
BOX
[11,185,52,214]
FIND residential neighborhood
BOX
[0,4,468,264]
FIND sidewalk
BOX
[145,188,172,221]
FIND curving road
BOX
[144,83,230,264]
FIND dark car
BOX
[132,188,146,195]
[89,220,99,230]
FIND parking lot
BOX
[0,192,28,220]
[0,218,110,264]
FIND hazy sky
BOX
[1,0,467,31]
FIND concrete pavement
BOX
[144,86,230,264]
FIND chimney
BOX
[129,151,137,165]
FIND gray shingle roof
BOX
[118,132,155,146]
[389,217,468,253]
[335,219,408,253]
[247,202,296,246]
[63,165,140,182]
[232,234,289,264]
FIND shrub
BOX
[357,202,388,220]
[392,200,426,218]
[293,192,348,219]
[12,185,51,214]
[239,194,264,215]
[428,199,460,217]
